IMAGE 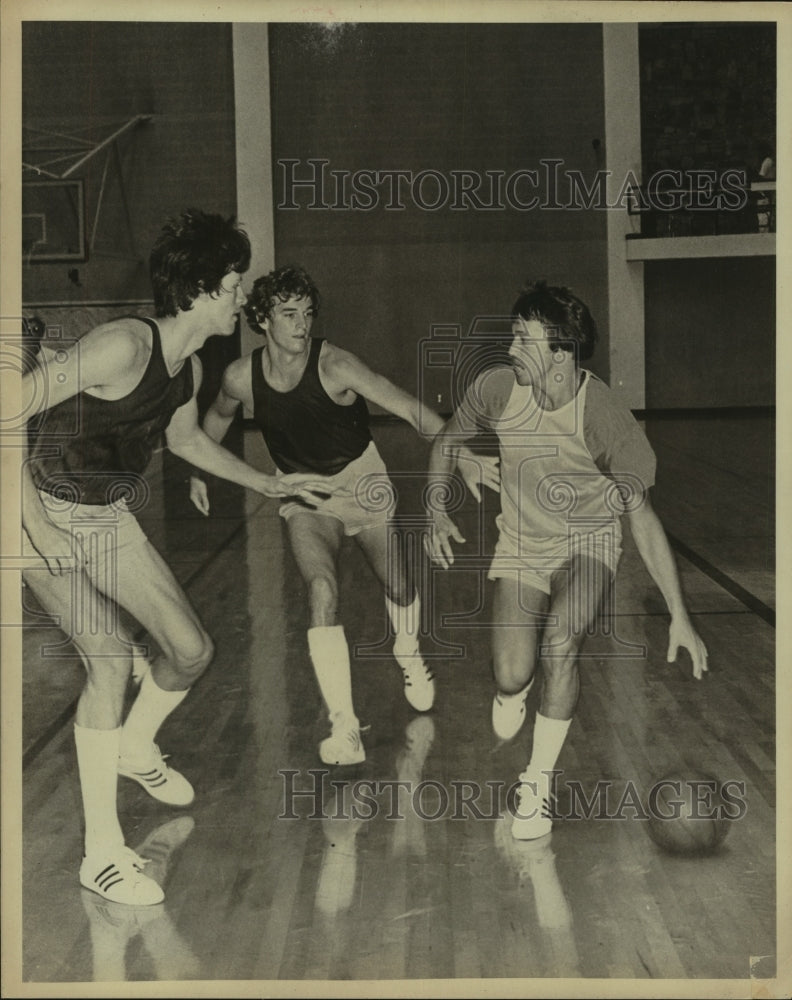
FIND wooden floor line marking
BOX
[665,532,775,628]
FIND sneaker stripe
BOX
[81,849,163,905]
[130,770,168,786]
[96,867,122,888]
[119,750,194,805]
[94,864,117,885]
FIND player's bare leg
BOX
[108,538,214,808]
[491,577,549,741]
[23,565,164,905]
[286,513,364,764]
[512,554,612,840]
[356,520,435,711]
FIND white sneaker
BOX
[395,647,435,712]
[319,716,365,766]
[118,744,194,807]
[511,769,555,840]
[492,686,530,741]
[80,847,164,906]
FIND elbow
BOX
[167,437,195,462]
[408,401,443,439]
[410,409,431,437]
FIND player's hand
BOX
[667,617,709,679]
[457,448,500,502]
[189,475,210,516]
[424,511,465,569]
[24,519,87,576]
[266,472,337,507]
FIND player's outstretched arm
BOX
[628,492,709,679]
[324,345,499,500]
[424,410,477,569]
[325,345,444,436]
[170,357,336,509]
[455,449,500,502]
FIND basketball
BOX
[645,769,732,855]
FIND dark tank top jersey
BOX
[251,337,371,475]
[29,317,194,506]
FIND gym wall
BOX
[267,22,611,405]
[644,258,775,409]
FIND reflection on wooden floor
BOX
[19,416,776,985]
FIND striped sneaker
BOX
[319,716,365,766]
[79,847,164,906]
[511,768,556,840]
[394,648,436,713]
[118,744,194,807]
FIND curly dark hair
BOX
[243,265,321,335]
[149,210,251,317]
[511,280,598,361]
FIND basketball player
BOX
[21,212,332,905]
[426,281,708,840]
[190,265,497,766]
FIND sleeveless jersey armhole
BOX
[481,367,520,430]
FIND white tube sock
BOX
[120,671,189,762]
[308,625,357,722]
[74,724,125,856]
[527,712,572,774]
[386,594,421,657]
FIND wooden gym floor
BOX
[15,412,776,988]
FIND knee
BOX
[493,653,536,693]
[169,630,214,682]
[543,623,585,663]
[308,574,338,619]
[540,643,580,682]
[77,636,135,687]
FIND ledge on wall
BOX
[625,233,775,261]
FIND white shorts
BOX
[488,518,622,595]
[278,441,395,537]
[22,491,149,587]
